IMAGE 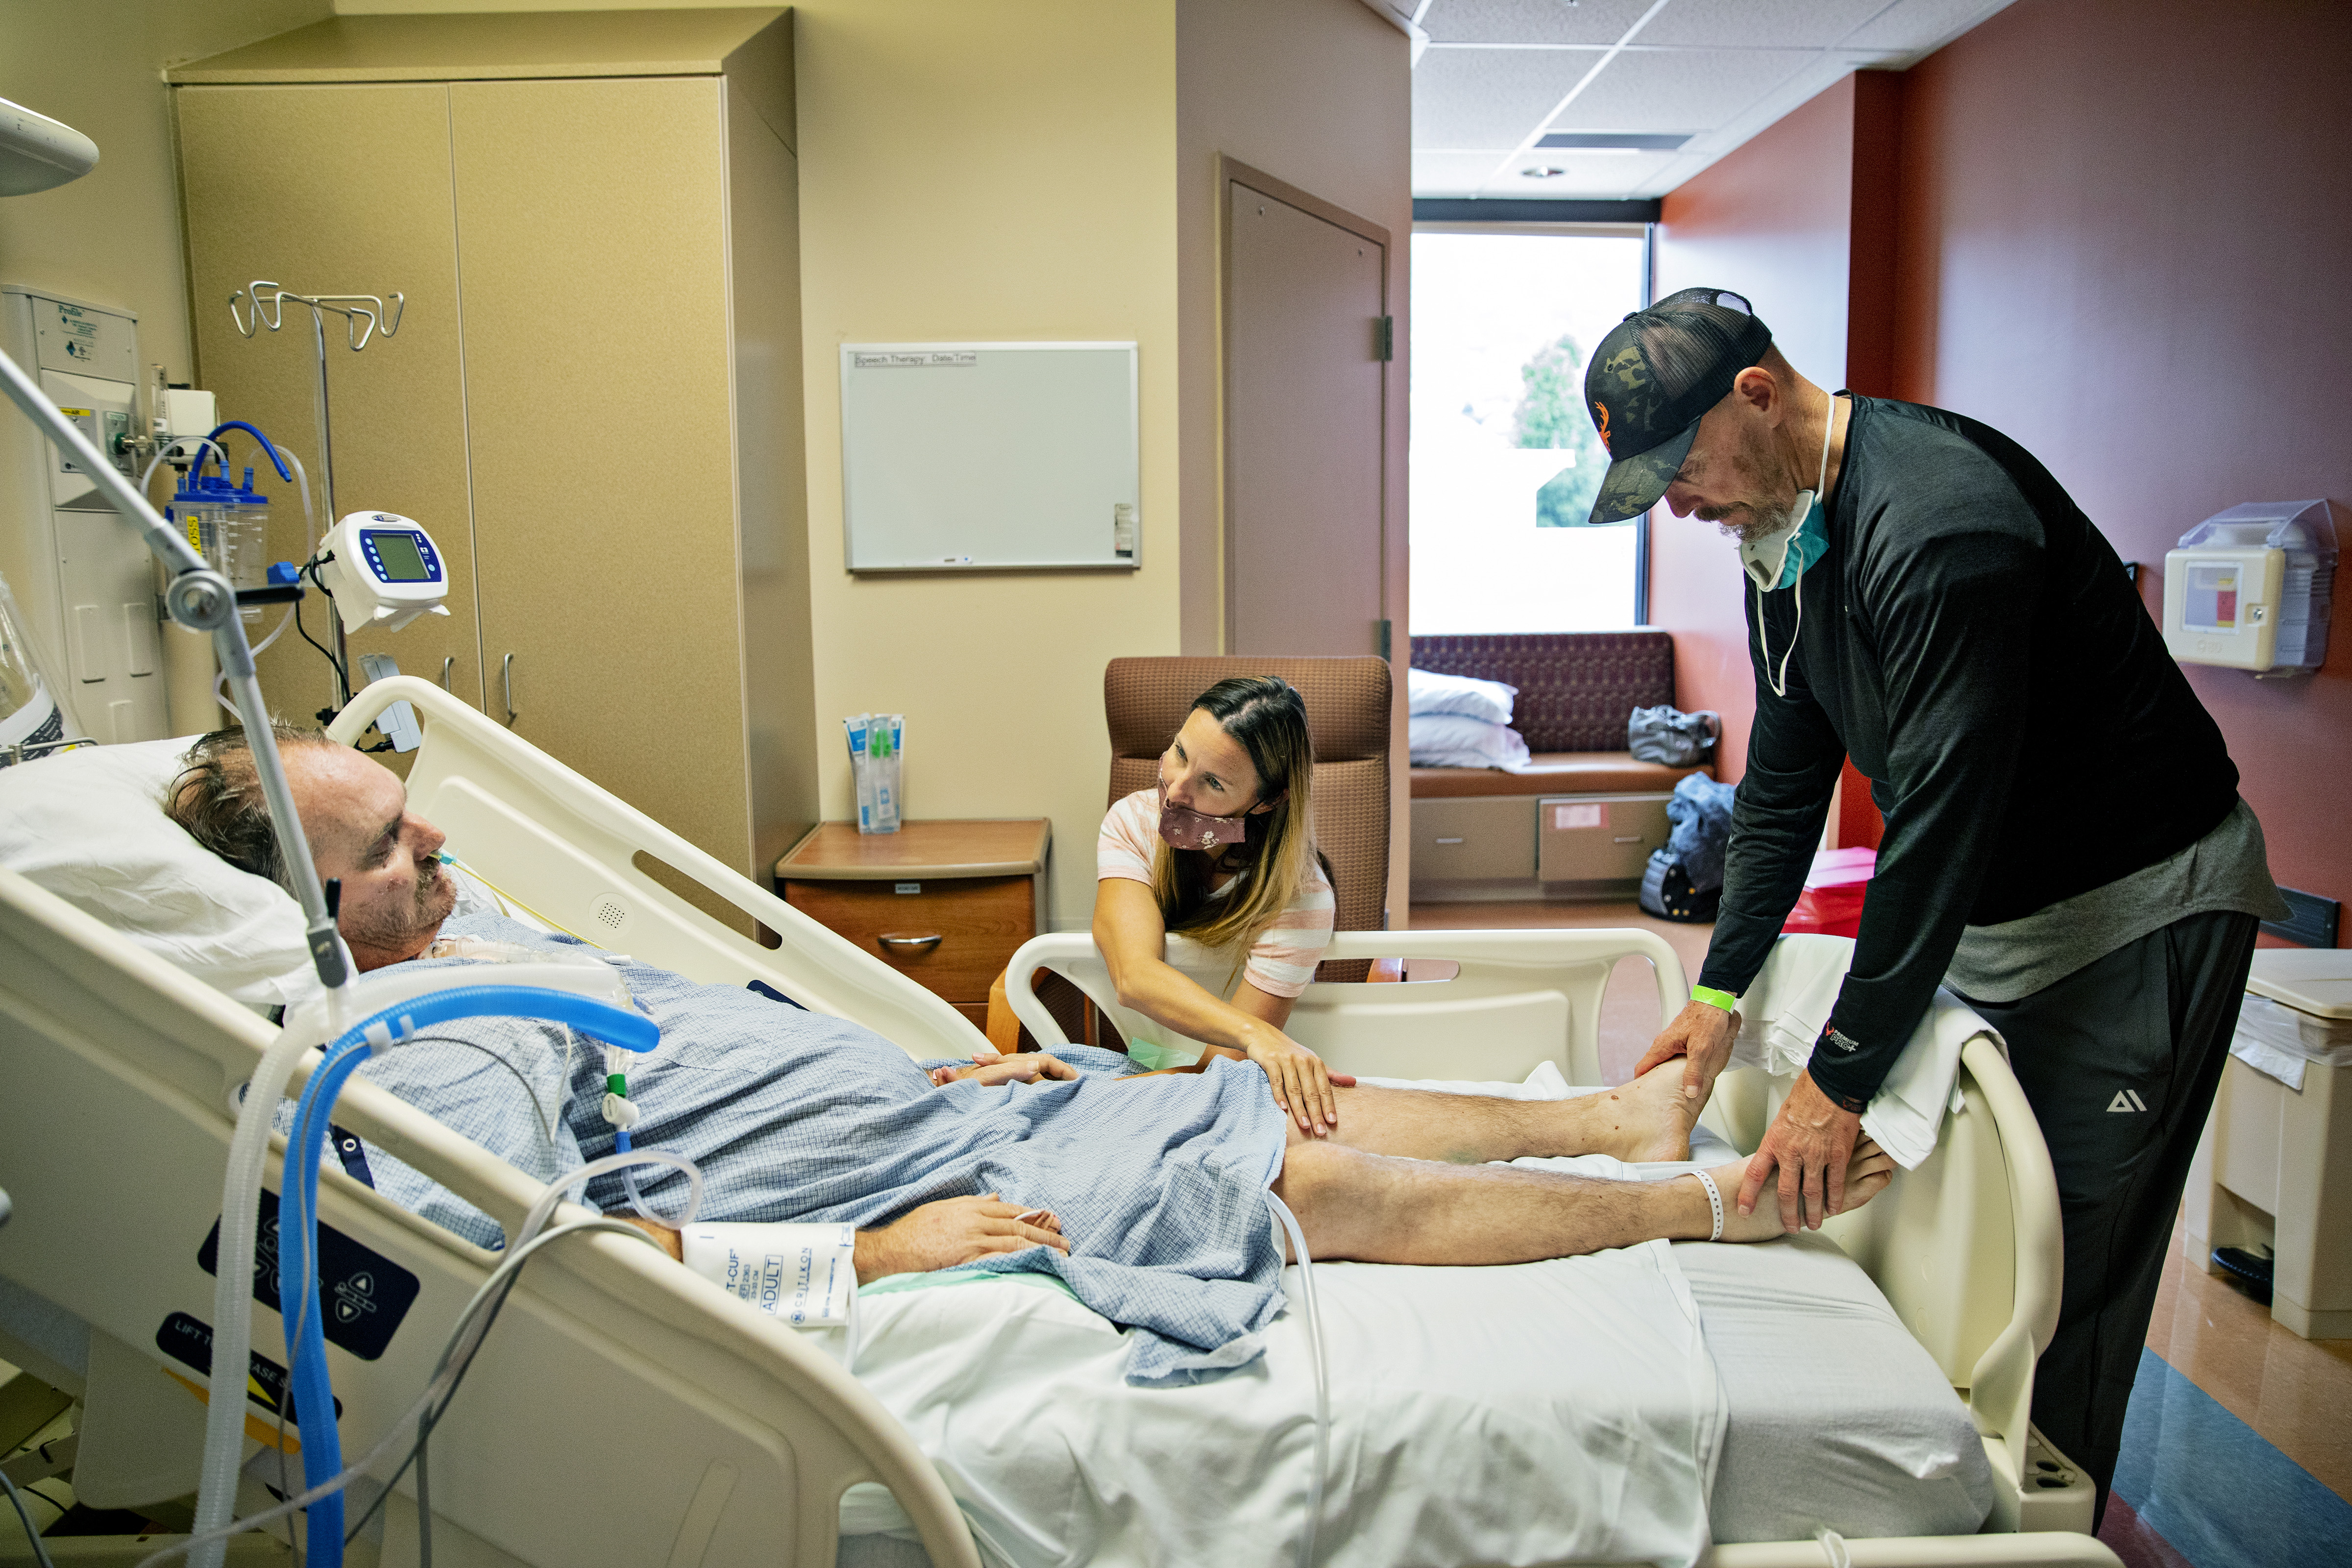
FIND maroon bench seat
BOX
[1410,631,1713,895]
[1409,630,1714,799]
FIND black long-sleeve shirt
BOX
[1695,396,2241,1105]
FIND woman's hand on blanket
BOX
[930,1051,1081,1088]
[1736,1070,1865,1232]
[857,1194,1069,1281]
[1635,1002,1741,1105]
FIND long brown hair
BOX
[1151,676,1330,956]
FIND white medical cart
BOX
[2184,949,2352,1339]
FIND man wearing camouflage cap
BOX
[1589,287,2284,1520]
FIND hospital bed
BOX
[0,677,2112,1567]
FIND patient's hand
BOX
[857,1194,1069,1282]
[1635,1002,1741,1106]
[929,1049,1081,1088]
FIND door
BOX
[176,84,484,729]
[450,77,751,870]
[1223,171,1389,657]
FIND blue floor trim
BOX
[2112,1347,2352,1568]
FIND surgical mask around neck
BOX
[1749,390,1842,698]
[1157,780,1252,852]
[1738,493,1828,593]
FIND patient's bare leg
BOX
[1271,1141,1899,1265]
[1300,1059,1701,1165]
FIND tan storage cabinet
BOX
[171,9,815,892]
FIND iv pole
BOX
[227,282,404,710]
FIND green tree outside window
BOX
[1512,331,1610,528]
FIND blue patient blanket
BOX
[335,914,1290,1383]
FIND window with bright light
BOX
[1409,228,1649,634]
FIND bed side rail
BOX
[1004,928,1688,1085]
[332,678,981,1062]
[0,865,982,1568]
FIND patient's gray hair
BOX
[165,723,337,888]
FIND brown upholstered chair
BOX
[984,655,1396,1053]
[1102,656,1393,936]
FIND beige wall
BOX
[792,0,1181,929]
[202,0,1407,936]
[0,0,333,387]
[1176,0,1413,923]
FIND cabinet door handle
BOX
[879,933,943,954]
[439,655,454,692]
[1612,834,1643,843]
[502,653,516,724]
[1434,836,1465,845]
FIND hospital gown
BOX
[328,913,1291,1383]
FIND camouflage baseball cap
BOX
[1580,287,1774,524]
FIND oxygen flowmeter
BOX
[318,510,451,635]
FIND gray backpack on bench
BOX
[1628,704,1719,767]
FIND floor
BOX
[1408,896,2352,1568]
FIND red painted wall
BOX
[1892,0,2352,939]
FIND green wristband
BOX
[1690,985,1739,1012]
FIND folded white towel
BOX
[1725,935,2007,1170]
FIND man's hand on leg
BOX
[1736,1070,1863,1231]
[1635,1002,1740,1105]
[857,1194,1069,1282]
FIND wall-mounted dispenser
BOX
[2163,499,2336,676]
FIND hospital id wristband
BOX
[1690,985,1738,1013]
[681,1221,862,1365]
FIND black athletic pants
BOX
[1953,908,2260,1528]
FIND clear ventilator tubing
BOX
[1263,1191,1330,1568]
[188,1025,328,1568]
[0,343,357,1567]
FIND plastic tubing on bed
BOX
[1261,1190,1329,1568]
[277,985,659,1568]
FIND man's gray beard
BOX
[1715,492,1805,546]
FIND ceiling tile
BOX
[1413,47,1609,149]
[1838,0,2016,56]
[1547,46,1816,132]
[1420,0,1660,47]
[1414,151,1516,196]
[1635,0,1896,49]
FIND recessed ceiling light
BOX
[1520,166,1566,179]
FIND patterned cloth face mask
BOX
[1156,779,1255,851]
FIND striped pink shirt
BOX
[1097,788,1336,999]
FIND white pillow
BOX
[1407,667,1517,726]
[1408,713,1531,771]
[0,737,318,1014]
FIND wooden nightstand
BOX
[776,819,1052,1031]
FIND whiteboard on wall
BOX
[840,341,1141,572]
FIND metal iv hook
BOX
[228,282,406,350]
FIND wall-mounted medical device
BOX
[0,286,172,744]
[318,510,450,635]
[2163,500,2336,676]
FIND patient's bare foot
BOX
[1594,1060,1703,1163]
[1702,1138,1899,1242]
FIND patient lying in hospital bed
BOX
[168,725,1902,1386]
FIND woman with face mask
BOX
[1093,675,1347,1137]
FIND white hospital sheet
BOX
[843,1183,1723,1568]
[837,1078,1991,1566]
[1678,1232,1995,1542]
